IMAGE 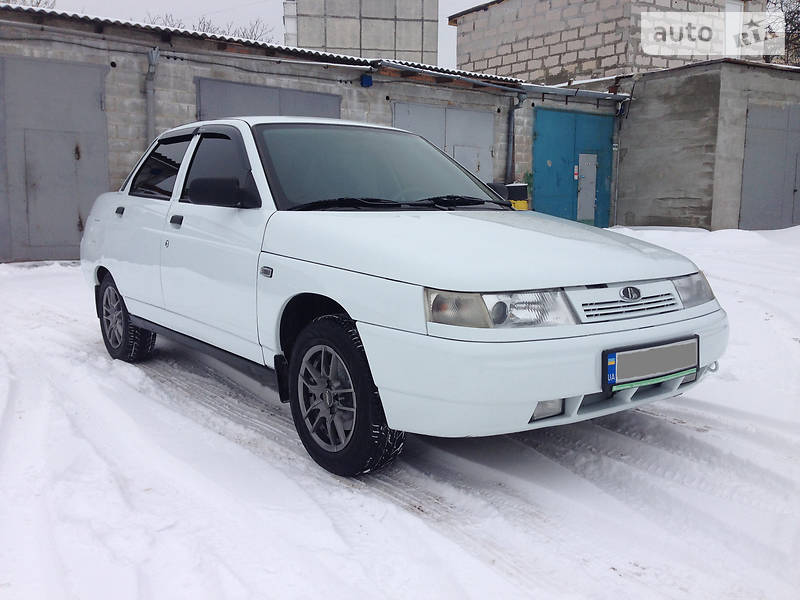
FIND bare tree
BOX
[766,0,800,65]
[145,13,274,43]
[0,0,57,7]
[144,12,186,29]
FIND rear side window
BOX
[181,133,252,205]
[129,136,192,200]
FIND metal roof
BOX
[0,4,526,86]
[613,57,800,78]
[448,0,509,24]
[0,4,627,101]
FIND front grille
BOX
[581,292,679,321]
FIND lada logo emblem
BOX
[620,286,642,302]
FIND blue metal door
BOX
[533,108,614,227]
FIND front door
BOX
[160,124,269,362]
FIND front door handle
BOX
[115,206,125,216]
[170,214,184,227]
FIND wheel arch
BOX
[278,293,352,360]
[93,266,112,318]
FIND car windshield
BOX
[253,123,505,210]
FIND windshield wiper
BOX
[415,195,512,209]
[288,197,438,211]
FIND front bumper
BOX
[357,309,729,437]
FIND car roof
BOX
[159,116,404,138]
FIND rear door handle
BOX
[115,206,125,216]
[170,214,184,227]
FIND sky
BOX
[52,0,478,67]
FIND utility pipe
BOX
[505,93,527,184]
[145,47,160,143]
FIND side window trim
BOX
[169,134,201,205]
[121,139,158,193]
[128,134,194,200]
[179,125,256,206]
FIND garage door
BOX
[532,108,615,228]
[740,104,800,230]
[0,57,109,261]
[197,78,341,120]
[393,103,495,180]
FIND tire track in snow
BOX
[514,422,791,579]
[594,410,799,507]
[136,346,557,593]
[132,343,763,598]
[640,401,800,452]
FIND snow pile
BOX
[1,228,799,599]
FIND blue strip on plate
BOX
[607,352,617,386]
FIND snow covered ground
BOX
[0,226,798,599]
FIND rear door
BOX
[104,133,193,307]
[160,123,271,362]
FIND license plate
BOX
[603,336,699,394]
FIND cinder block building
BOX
[0,4,624,262]
[614,59,800,230]
[284,0,439,64]
[448,0,766,85]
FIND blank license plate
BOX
[604,336,698,393]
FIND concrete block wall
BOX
[452,0,765,85]
[614,59,798,231]
[711,62,800,229]
[0,15,510,189]
[614,63,722,229]
[287,0,438,64]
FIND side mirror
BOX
[187,176,261,208]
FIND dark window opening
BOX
[129,136,192,200]
[181,133,255,206]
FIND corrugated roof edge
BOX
[447,0,508,24]
[0,4,527,85]
[613,57,800,78]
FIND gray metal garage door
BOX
[0,57,109,261]
[393,102,495,180]
[740,104,800,230]
[197,78,341,120]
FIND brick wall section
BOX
[452,0,766,85]
[291,0,438,64]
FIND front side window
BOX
[129,136,192,200]
[253,124,502,210]
[181,133,253,205]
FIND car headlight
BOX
[672,272,715,308]
[425,288,577,328]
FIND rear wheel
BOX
[288,315,404,476]
[98,275,157,362]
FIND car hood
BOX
[263,210,697,291]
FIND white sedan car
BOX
[81,117,729,476]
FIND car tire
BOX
[98,274,157,363]
[288,315,404,477]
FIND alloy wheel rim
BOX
[102,286,125,349]
[298,344,357,453]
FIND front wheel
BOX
[288,315,404,476]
